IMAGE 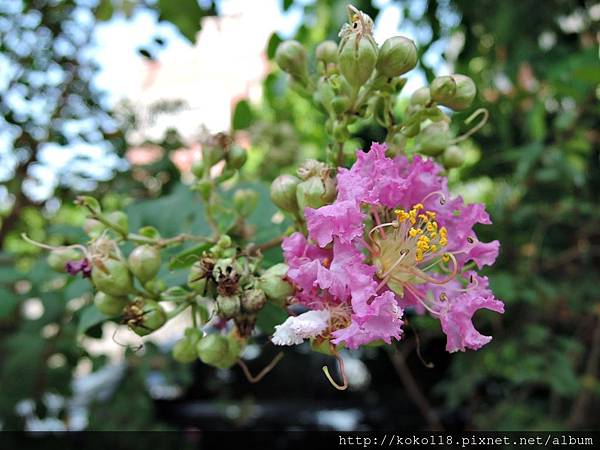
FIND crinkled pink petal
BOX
[306,200,364,247]
[437,272,504,352]
[331,291,403,349]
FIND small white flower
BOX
[271,310,330,346]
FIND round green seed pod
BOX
[241,288,267,313]
[275,40,308,80]
[106,211,129,235]
[258,263,294,303]
[316,40,338,65]
[376,36,417,78]
[441,74,476,110]
[191,159,205,178]
[128,245,161,283]
[338,33,377,88]
[430,75,457,105]
[233,189,259,217]
[443,145,465,168]
[270,174,301,214]
[126,298,166,336]
[91,258,133,296]
[216,294,241,319]
[418,121,451,156]
[196,333,229,367]
[172,329,202,363]
[94,292,128,316]
[226,145,247,170]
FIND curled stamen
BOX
[408,252,459,285]
[458,274,480,292]
[380,249,409,280]
[368,221,398,246]
[420,191,447,206]
[238,352,284,383]
[111,327,144,352]
[450,108,489,144]
[322,345,348,390]
[21,233,87,255]
[403,283,442,316]
[370,206,385,239]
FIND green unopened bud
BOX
[401,121,421,138]
[47,248,82,272]
[217,235,232,249]
[442,145,465,168]
[376,36,417,78]
[106,211,128,235]
[217,295,241,319]
[418,121,451,156]
[196,333,229,367]
[172,328,202,363]
[296,174,336,211]
[316,40,338,64]
[226,145,247,170]
[275,40,308,80]
[316,78,335,112]
[125,298,166,336]
[94,292,128,317]
[241,288,267,313]
[441,74,476,110]
[338,33,377,88]
[195,179,213,201]
[188,259,212,292]
[83,218,106,238]
[91,258,133,296]
[204,145,225,167]
[258,263,294,303]
[218,333,243,368]
[270,174,300,214]
[233,189,258,217]
[430,75,457,105]
[128,245,161,283]
[410,87,431,107]
[331,96,351,114]
[191,159,205,178]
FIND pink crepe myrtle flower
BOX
[277,142,503,352]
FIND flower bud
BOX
[83,218,105,238]
[442,145,465,168]
[217,235,232,249]
[188,259,212,292]
[440,74,476,110]
[196,333,229,367]
[233,189,258,217]
[128,245,161,283]
[270,174,301,214]
[241,288,267,313]
[418,121,451,156]
[275,40,308,80]
[430,75,457,105]
[410,87,431,107]
[338,33,377,88]
[316,78,335,113]
[203,145,225,167]
[226,145,247,170]
[331,96,351,114]
[94,291,128,317]
[316,40,338,65]
[172,328,202,364]
[47,248,82,273]
[217,334,243,369]
[125,298,166,336]
[376,36,417,78]
[217,294,241,319]
[258,263,294,303]
[106,211,128,235]
[195,179,213,201]
[91,258,133,296]
[191,159,205,178]
[296,173,336,212]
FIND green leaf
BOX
[168,242,212,270]
[267,33,283,60]
[96,0,114,21]
[157,0,215,43]
[232,99,253,130]
[283,0,293,11]
[77,305,108,334]
[138,226,161,239]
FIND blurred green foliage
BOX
[0,0,598,431]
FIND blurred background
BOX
[0,0,599,432]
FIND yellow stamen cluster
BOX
[394,204,449,262]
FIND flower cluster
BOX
[273,142,504,352]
